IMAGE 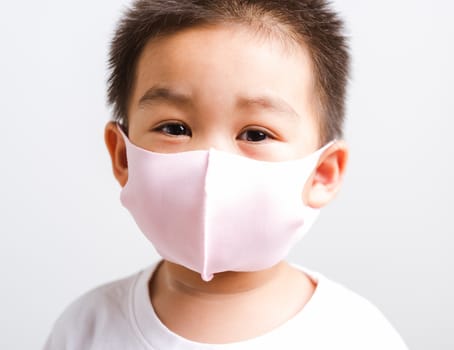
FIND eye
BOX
[238,128,272,142]
[153,122,192,137]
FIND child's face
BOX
[126,24,320,161]
[106,24,348,209]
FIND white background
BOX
[1,1,453,349]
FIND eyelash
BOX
[237,128,274,142]
[153,122,192,137]
[153,122,275,142]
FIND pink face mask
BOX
[119,126,332,281]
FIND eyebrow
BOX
[236,94,300,119]
[138,85,192,107]
[138,85,300,119]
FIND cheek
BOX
[238,142,302,162]
[292,127,320,158]
[239,146,278,161]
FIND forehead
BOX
[129,24,318,139]
[136,25,313,90]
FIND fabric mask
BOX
[119,126,332,281]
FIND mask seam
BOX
[201,150,211,281]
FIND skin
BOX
[105,24,348,343]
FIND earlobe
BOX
[104,121,129,187]
[304,141,348,209]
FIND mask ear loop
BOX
[116,123,135,150]
[116,122,128,136]
[308,140,336,166]
[319,139,336,154]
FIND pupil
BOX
[166,124,186,135]
[247,130,266,142]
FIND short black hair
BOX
[107,0,350,143]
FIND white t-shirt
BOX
[44,263,408,349]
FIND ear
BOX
[104,121,128,187]
[303,140,349,208]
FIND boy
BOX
[45,1,408,349]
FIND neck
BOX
[148,260,316,343]
[154,260,288,298]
